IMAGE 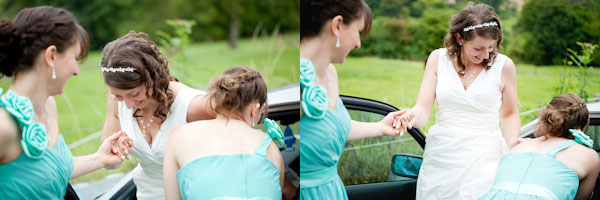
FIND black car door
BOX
[340,95,426,200]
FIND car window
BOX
[256,119,299,151]
[338,109,424,185]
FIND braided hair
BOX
[535,94,590,139]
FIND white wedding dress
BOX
[416,48,509,199]
[118,85,205,199]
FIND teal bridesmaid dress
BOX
[300,98,352,200]
[479,140,580,200]
[176,134,282,200]
[0,135,74,199]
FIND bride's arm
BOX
[499,58,520,147]
[407,49,440,128]
[100,94,132,169]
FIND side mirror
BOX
[391,154,423,178]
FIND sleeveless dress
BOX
[479,140,580,199]
[416,48,509,199]
[176,134,282,199]
[0,135,73,199]
[299,98,352,200]
[118,85,205,199]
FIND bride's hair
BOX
[444,2,502,75]
[207,66,267,122]
[300,0,372,40]
[100,31,178,123]
[0,6,88,77]
[534,94,589,139]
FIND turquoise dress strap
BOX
[545,140,577,157]
[255,134,273,157]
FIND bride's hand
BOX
[380,110,409,136]
[393,109,415,136]
[101,131,133,169]
[112,131,133,158]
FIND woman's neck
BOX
[215,115,250,127]
[9,68,50,117]
[300,37,332,78]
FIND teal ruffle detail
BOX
[264,118,284,146]
[21,122,48,159]
[302,84,328,119]
[0,90,35,126]
[0,89,48,159]
[300,58,316,89]
[570,129,593,148]
[300,58,328,119]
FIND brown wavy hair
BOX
[443,2,502,75]
[0,6,89,77]
[300,0,372,40]
[100,31,178,123]
[207,66,268,123]
[534,94,589,139]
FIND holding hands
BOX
[98,130,134,169]
[379,109,415,136]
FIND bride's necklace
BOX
[457,65,482,89]
[137,114,154,136]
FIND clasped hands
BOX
[98,130,134,169]
[379,109,416,136]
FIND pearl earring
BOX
[51,64,56,80]
[252,117,255,127]
[336,35,340,48]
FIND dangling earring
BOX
[252,117,255,128]
[51,63,56,80]
[336,34,340,48]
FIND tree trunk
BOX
[228,14,239,49]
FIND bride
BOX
[397,3,520,199]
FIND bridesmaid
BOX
[300,0,406,199]
[480,94,599,199]
[0,6,131,199]
[163,66,285,199]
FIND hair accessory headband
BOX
[101,67,136,73]
[463,22,498,32]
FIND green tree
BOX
[412,7,453,58]
[516,0,597,65]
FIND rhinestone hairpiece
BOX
[463,22,498,32]
[101,67,136,73]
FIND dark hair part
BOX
[100,31,178,122]
[208,66,268,122]
[444,2,502,75]
[534,94,590,139]
[0,6,89,77]
[300,0,372,40]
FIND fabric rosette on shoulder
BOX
[0,90,35,126]
[570,129,593,148]
[301,84,328,119]
[0,89,48,159]
[21,122,48,159]
[300,58,316,89]
[264,118,284,146]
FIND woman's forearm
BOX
[501,113,521,146]
[71,153,104,179]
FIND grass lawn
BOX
[337,55,600,185]
[0,32,299,184]
[337,56,600,131]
